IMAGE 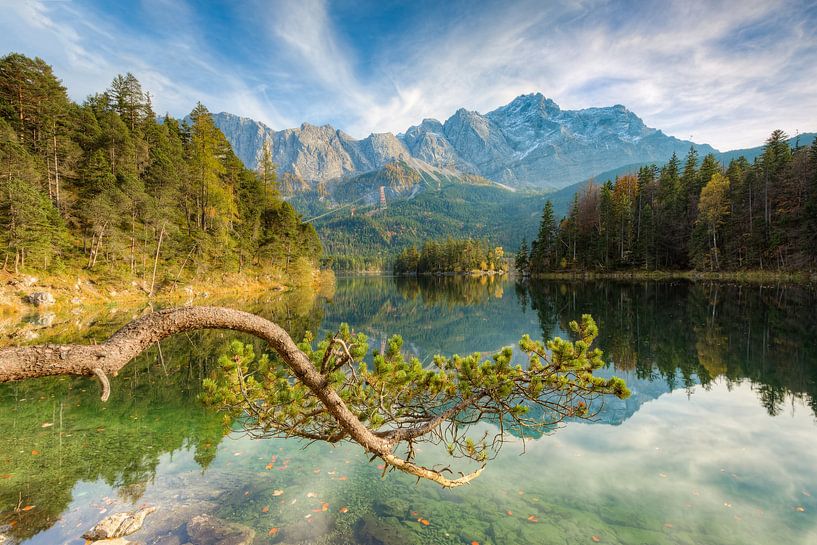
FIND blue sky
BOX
[2,0,815,149]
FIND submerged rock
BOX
[25,292,55,306]
[83,506,157,541]
[0,524,18,545]
[354,515,417,545]
[185,514,254,545]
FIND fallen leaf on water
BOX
[327,471,336,475]
[339,507,349,513]
[591,536,601,543]
[723,502,732,508]
[305,514,312,519]
[658,473,668,478]
[337,476,348,481]
[795,506,806,512]
[268,527,279,536]
[261,505,270,513]
[306,492,317,498]
[31,450,40,456]
[290,499,297,505]
[233,452,241,456]
[272,489,284,496]
[21,505,34,511]
[313,468,321,474]
[321,503,329,512]
[417,518,430,526]
[41,422,53,428]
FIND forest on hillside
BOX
[518,135,817,273]
[0,53,321,288]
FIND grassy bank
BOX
[0,266,336,317]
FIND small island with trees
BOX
[393,238,507,276]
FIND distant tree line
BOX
[394,238,506,274]
[517,133,817,273]
[0,53,320,283]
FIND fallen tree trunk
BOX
[0,306,481,487]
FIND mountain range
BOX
[209,95,813,270]
[212,93,717,192]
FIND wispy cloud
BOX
[0,0,814,149]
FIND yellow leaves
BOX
[268,527,279,536]
[30,450,40,455]
[20,505,34,511]
[417,518,430,526]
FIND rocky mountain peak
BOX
[212,94,718,190]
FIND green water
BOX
[1,276,816,545]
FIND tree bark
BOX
[0,306,481,488]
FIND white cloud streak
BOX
[0,0,814,149]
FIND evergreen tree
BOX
[529,200,557,272]
[515,238,529,274]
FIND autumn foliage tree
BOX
[524,134,817,273]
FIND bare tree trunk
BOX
[149,223,166,297]
[130,213,136,276]
[0,306,481,488]
[53,133,61,211]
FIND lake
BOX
[1,276,816,545]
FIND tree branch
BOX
[0,306,479,488]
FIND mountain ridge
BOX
[212,93,718,190]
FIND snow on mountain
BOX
[212,93,718,190]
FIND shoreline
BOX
[0,269,336,317]
[520,269,817,284]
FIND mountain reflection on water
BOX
[1,276,815,545]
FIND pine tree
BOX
[515,238,529,274]
[529,200,556,273]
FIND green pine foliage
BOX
[393,238,507,274]
[528,133,817,272]
[0,53,320,281]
